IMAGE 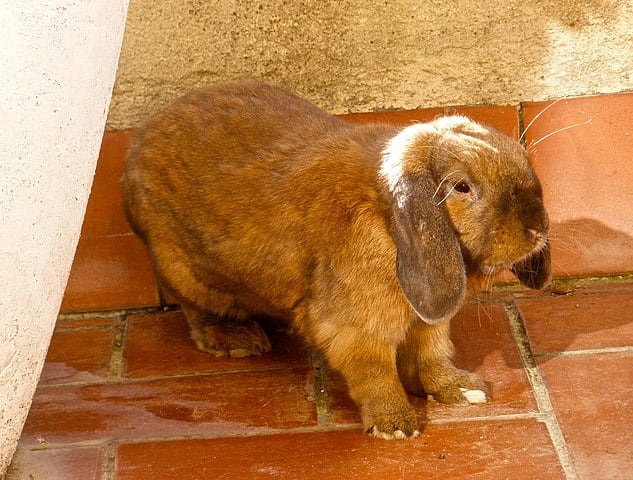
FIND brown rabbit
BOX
[123,81,550,440]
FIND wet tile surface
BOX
[39,326,114,385]
[6,447,103,480]
[539,353,633,480]
[115,420,563,480]
[20,369,317,446]
[124,311,310,378]
[12,280,633,479]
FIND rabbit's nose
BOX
[526,227,548,249]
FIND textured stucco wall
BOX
[0,1,129,474]
[108,0,633,130]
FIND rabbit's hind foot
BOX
[187,314,272,358]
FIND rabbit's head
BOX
[381,116,550,324]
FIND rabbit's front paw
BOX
[363,402,420,440]
[420,363,489,405]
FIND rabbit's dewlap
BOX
[123,81,550,439]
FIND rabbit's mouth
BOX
[478,221,550,275]
[480,235,549,277]
[479,263,506,276]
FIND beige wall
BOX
[108,0,633,130]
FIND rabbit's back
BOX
[123,81,396,318]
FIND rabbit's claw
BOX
[363,403,420,440]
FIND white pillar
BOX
[0,1,129,473]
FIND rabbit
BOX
[122,80,551,440]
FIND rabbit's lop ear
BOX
[511,240,552,290]
[391,175,467,324]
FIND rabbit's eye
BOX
[454,181,472,194]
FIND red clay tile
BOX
[516,291,633,354]
[6,447,103,480]
[61,131,160,313]
[115,420,563,480]
[328,302,537,425]
[61,232,159,312]
[539,352,633,480]
[124,311,310,378]
[343,105,519,138]
[39,327,114,385]
[81,131,135,240]
[21,369,317,445]
[523,94,633,277]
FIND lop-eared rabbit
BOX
[123,81,551,439]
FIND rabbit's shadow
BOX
[456,217,633,375]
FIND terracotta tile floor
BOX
[8,93,633,479]
[7,280,633,479]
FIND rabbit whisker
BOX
[548,237,575,254]
[551,257,571,277]
[480,298,493,322]
[548,231,591,256]
[568,236,591,256]
[433,171,463,206]
[476,300,483,328]
[529,119,592,149]
[519,99,562,143]
[551,225,591,238]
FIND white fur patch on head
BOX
[380,116,499,193]
[443,130,499,156]
[432,115,487,134]
[432,115,499,157]
[380,123,436,191]
[459,388,489,404]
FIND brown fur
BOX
[122,81,550,439]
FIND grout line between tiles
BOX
[310,349,332,427]
[469,274,633,300]
[108,316,128,380]
[19,412,549,453]
[503,301,577,480]
[99,442,117,480]
[25,424,361,449]
[52,326,114,334]
[535,345,633,358]
[425,412,540,425]
[517,102,526,145]
[39,365,313,389]
[58,305,170,322]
